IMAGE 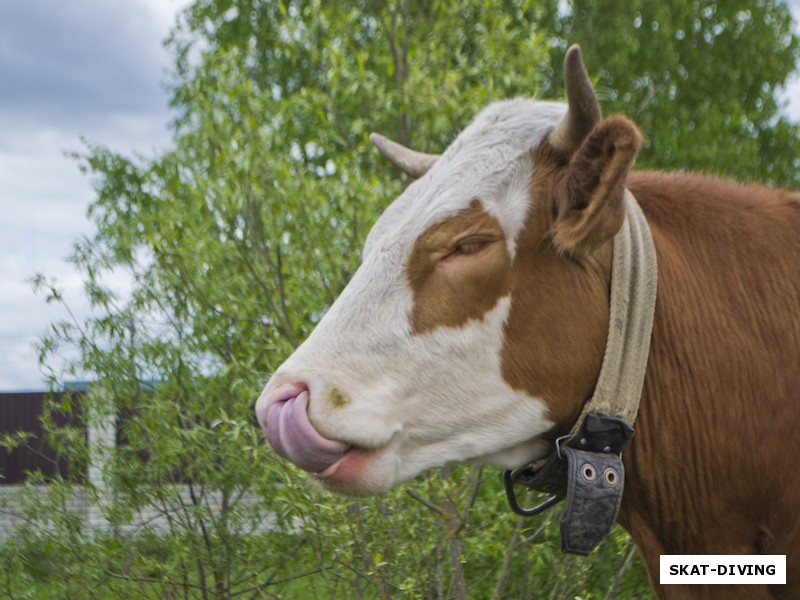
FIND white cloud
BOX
[0,0,190,390]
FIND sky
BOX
[1,1,800,391]
[0,0,191,390]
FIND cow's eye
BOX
[455,240,487,255]
[443,236,495,260]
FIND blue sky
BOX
[1,1,799,390]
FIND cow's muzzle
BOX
[256,383,350,473]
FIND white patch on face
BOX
[270,297,554,494]
[263,99,569,494]
[378,297,555,477]
[363,99,567,261]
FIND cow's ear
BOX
[552,115,642,256]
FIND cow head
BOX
[255,46,642,496]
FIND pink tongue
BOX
[264,391,349,473]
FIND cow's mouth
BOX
[257,385,353,473]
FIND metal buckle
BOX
[503,469,563,517]
[503,434,571,517]
[502,413,634,532]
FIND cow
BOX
[255,45,800,598]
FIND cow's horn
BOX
[369,133,439,178]
[550,45,602,152]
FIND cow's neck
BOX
[615,172,800,596]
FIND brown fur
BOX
[502,117,642,433]
[406,117,800,597]
[538,159,800,598]
[620,172,800,598]
[520,159,800,597]
[500,138,613,433]
[407,200,510,333]
[520,136,800,598]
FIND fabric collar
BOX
[568,189,657,436]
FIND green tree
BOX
[545,0,800,185]
[4,0,797,598]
